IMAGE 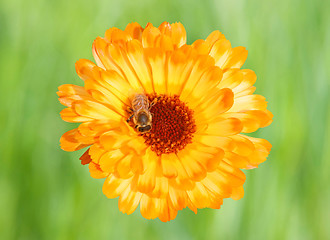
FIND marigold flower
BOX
[58,22,273,222]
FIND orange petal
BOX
[230,186,244,200]
[133,150,159,193]
[79,148,92,165]
[187,182,211,209]
[114,155,134,179]
[60,129,90,151]
[139,195,160,220]
[89,161,109,179]
[161,153,178,178]
[75,59,98,81]
[104,27,132,44]
[118,187,142,215]
[98,149,125,173]
[158,198,178,222]
[102,174,131,199]
[141,24,161,48]
[159,22,187,48]
[124,22,143,41]
[168,186,188,211]
[205,30,226,46]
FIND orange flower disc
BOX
[142,94,196,155]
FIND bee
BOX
[127,94,157,133]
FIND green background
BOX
[1,0,329,239]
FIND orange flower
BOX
[58,22,273,222]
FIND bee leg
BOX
[126,114,134,123]
[127,106,134,113]
[149,97,160,109]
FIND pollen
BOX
[143,94,196,156]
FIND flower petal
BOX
[124,22,143,41]
[229,94,268,112]
[222,46,248,70]
[73,100,122,121]
[202,118,243,137]
[89,161,109,179]
[60,129,91,151]
[118,187,142,215]
[102,174,131,199]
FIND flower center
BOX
[143,94,196,156]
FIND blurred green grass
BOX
[0,0,329,239]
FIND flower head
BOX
[58,22,273,222]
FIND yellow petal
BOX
[60,108,93,123]
[102,175,131,199]
[193,88,234,124]
[209,39,232,68]
[217,161,246,187]
[222,46,248,70]
[73,100,122,121]
[201,172,232,198]
[203,118,243,136]
[144,48,167,94]
[57,84,91,107]
[167,46,196,95]
[118,187,142,215]
[230,94,268,112]
[114,155,134,179]
[179,54,215,101]
[176,145,207,181]
[126,40,154,93]
[131,148,159,193]
[184,66,223,108]
[149,176,169,198]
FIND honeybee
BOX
[127,94,157,133]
